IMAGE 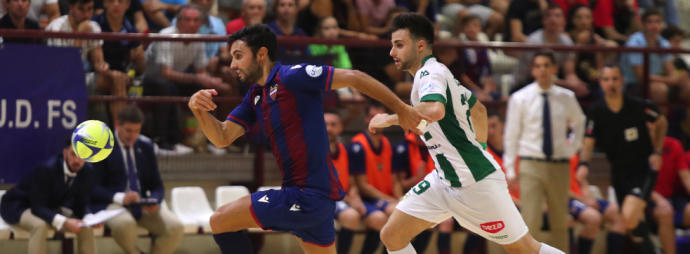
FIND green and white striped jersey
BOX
[410,56,500,187]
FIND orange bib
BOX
[352,133,393,195]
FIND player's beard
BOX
[241,58,263,84]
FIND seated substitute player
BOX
[324,110,367,254]
[350,102,403,254]
[577,64,669,254]
[568,154,626,254]
[187,24,424,254]
[656,136,690,229]
[368,13,564,254]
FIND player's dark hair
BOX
[229,24,277,61]
[118,104,145,124]
[68,0,93,6]
[642,8,662,23]
[392,12,434,45]
[532,50,556,65]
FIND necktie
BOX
[125,147,139,193]
[542,92,553,159]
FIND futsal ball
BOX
[71,120,114,162]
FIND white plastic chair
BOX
[215,186,250,209]
[171,187,214,233]
[608,186,618,204]
[0,190,10,239]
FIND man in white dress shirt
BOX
[504,51,586,252]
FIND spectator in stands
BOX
[225,0,265,34]
[578,64,668,254]
[142,4,229,152]
[592,0,641,43]
[174,0,226,59]
[504,51,586,252]
[513,4,589,98]
[93,0,147,32]
[486,110,520,204]
[568,154,626,254]
[0,0,42,43]
[551,0,589,18]
[661,26,690,112]
[332,0,362,32]
[566,4,614,101]
[0,0,59,28]
[325,111,367,254]
[0,139,97,254]
[503,0,547,43]
[92,0,146,115]
[620,8,690,108]
[141,0,184,32]
[91,105,184,254]
[638,0,678,27]
[47,0,128,126]
[350,102,402,254]
[458,14,500,102]
[356,0,396,36]
[267,0,304,36]
[651,136,690,254]
[441,0,504,40]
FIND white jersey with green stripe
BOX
[410,56,501,187]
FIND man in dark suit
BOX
[0,139,97,254]
[91,105,183,254]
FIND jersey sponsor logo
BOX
[289,204,301,211]
[624,127,638,142]
[254,95,261,105]
[258,195,269,203]
[420,82,435,96]
[426,144,441,150]
[480,221,505,233]
[270,84,278,100]
[420,70,429,78]
[352,144,362,153]
[489,234,508,240]
[306,65,323,78]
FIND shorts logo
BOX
[306,65,323,78]
[480,221,505,234]
[254,95,261,105]
[289,204,301,211]
[258,195,269,203]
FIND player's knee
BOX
[654,202,673,223]
[380,224,404,249]
[365,211,388,230]
[580,208,603,227]
[338,209,361,230]
[210,211,230,234]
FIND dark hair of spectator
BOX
[662,26,685,40]
[487,109,504,122]
[314,16,336,37]
[532,51,556,65]
[542,2,563,17]
[642,8,662,22]
[68,0,93,6]
[324,109,341,118]
[392,12,434,45]
[228,24,278,61]
[565,4,590,32]
[118,104,145,124]
[272,0,297,16]
[461,14,481,28]
[64,136,73,149]
[365,101,387,114]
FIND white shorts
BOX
[396,170,528,245]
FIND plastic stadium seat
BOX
[171,187,213,234]
[215,186,250,209]
[608,186,618,204]
[0,190,10,239]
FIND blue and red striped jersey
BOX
[226,63,345,200]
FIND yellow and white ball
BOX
[71,120,114,162]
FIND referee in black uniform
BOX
[577,64,668,254]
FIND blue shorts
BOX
[250,187,336,246]
[568,199,610,219]
[362,199,389,216]
[670,195,690,228]
[334,201,349,218]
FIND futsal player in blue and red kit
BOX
[188,24,424,254]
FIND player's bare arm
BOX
[188,89,246,148]
[469,100,488,143]
[331,68,425,134]
[368,101,444,133]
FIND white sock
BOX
[538,243,565,254]
[387,243,417,254]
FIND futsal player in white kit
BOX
[368,13,565,254]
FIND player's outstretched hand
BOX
[189,89,218,112]
[368,113,394,133]
[397,105,425,135]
